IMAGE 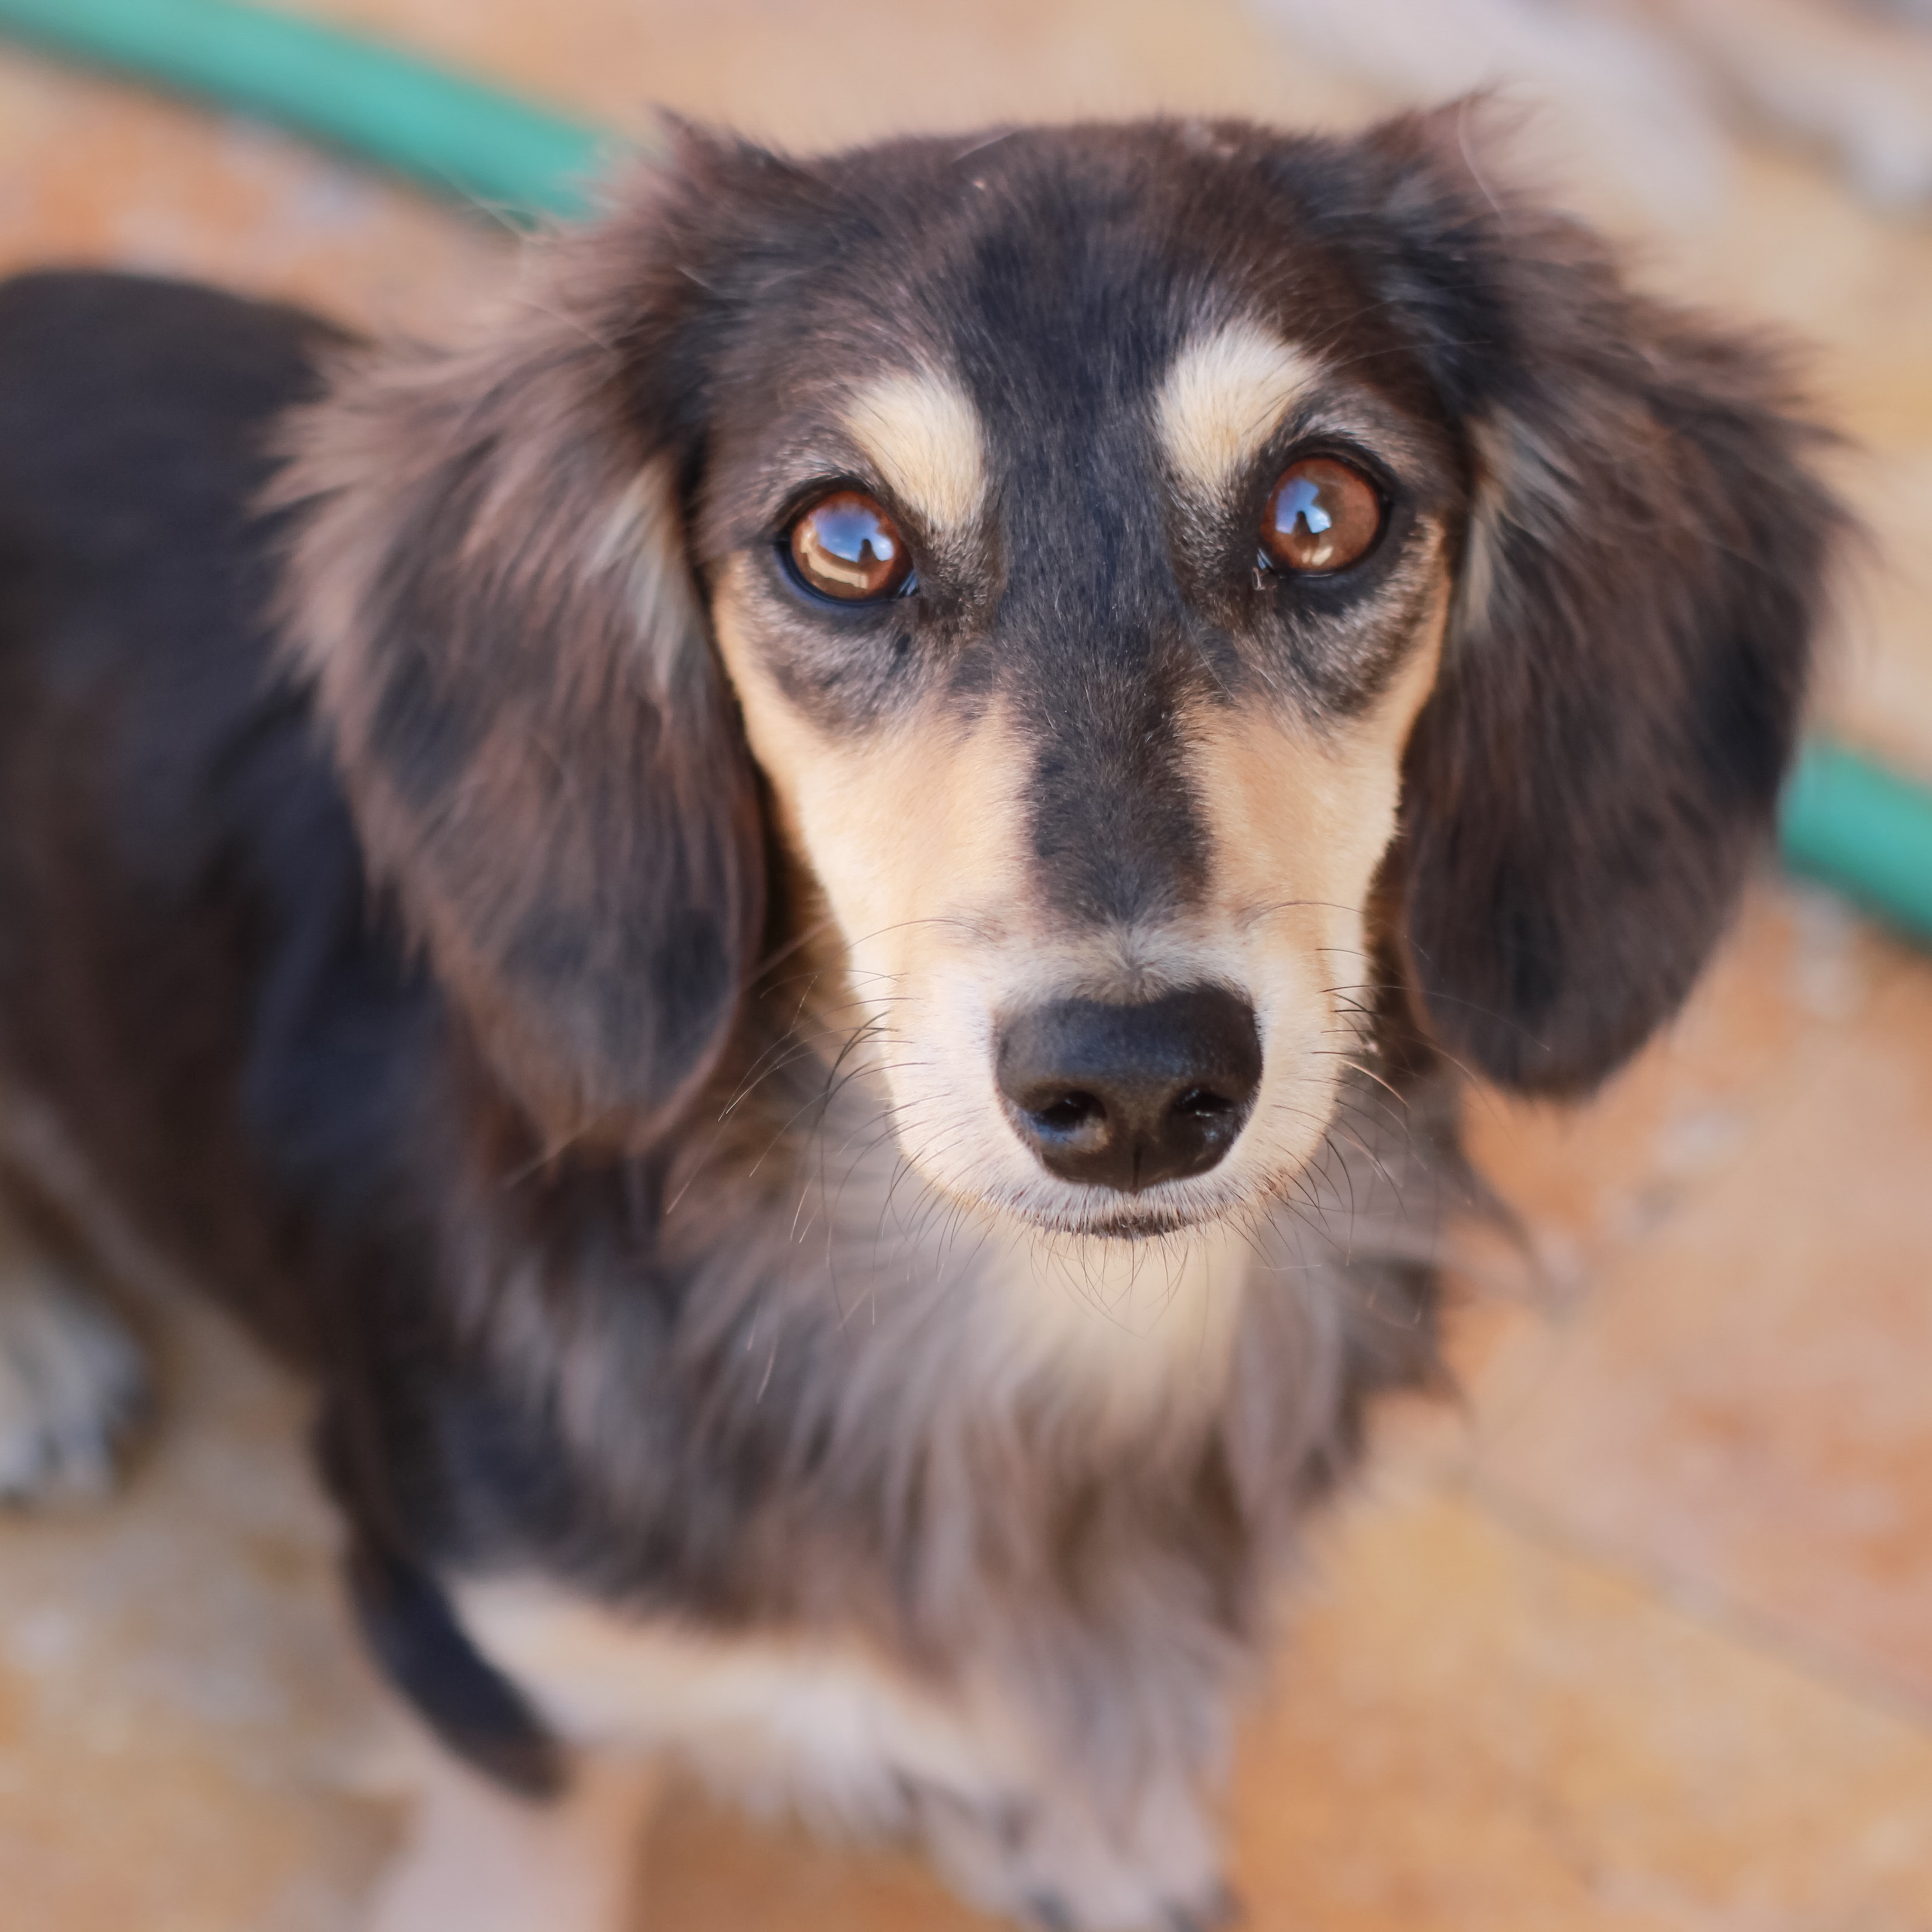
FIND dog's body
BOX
[0,117,1838,1929]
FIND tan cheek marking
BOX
[1156,320,1325,500]
[840,367,987,536]
[711,569,1034,1000]
[1187,573,1452,946]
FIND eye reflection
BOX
[1260,456,1382,575]
[787,490,913,601]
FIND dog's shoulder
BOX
[0,268,343,429]
[0,271,433,1351]
[0,269,337,539]
[0,269,349,708]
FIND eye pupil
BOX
[1261,457,1382,575]
[788,490,912,601]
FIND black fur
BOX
[344,1528,564,1798]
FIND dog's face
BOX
[282,116,1835,1238]
[695,180,1464,1233]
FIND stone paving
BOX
[1,4,1929,1925]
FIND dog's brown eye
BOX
[788,491,912,602]
[1261,457,1382,575]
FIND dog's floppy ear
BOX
[273,158,764,1145]
[1326,110,1845,1095]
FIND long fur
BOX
[0,112,1843,1928]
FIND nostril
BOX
[1032,1091,1107,1140]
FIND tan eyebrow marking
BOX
[1156,321,1325,497]
[839,367,987,534]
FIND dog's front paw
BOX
[916,1779,1233,1932]
[1020,1877,1239,1932]
[0,1263,146,1504]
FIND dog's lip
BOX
[1062,1210,1210,1240]
[993,1185,1257,1242]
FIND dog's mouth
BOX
[974,1153,1284,1241]
[1031,1201,1220,1241]
[831,973,1310,1243]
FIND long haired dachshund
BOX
[0,112,1839,1930]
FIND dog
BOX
[0,111,1840,1930]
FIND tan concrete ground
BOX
[0,3,1929,1926]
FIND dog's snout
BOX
[996,986,1262,1192]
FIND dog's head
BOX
[280,113,1837,1239]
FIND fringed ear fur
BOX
[1333,111,1848,1094]
[274,113,1845,1127]
[272,182,765,1148]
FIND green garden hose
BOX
[0,0,605,220]
[1780,739,1932,941]
[2,0,1929,945]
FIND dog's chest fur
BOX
[442,1054,1450,1820]
[453,1576,1026,1830]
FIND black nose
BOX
[996,986,1262,1193]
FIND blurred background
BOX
[0,2,1929,1926]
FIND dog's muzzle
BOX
[996,985,1261,1192]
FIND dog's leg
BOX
[367,1742,665,1932]
[0,1205,146,1504]
[912,1761,1233,1932]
